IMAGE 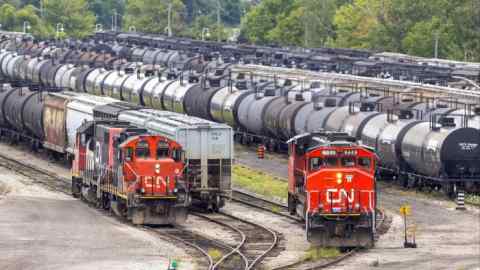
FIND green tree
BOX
[43,0,95,38]
[402,17,461,59]
[266,4,304,46]
[124,0,185,34]
[333,0,381,49]
[301,0,337,47]
[241,0,295,44]
[88,0,125,30]
[0,3,16,29]
[15,4,52,38]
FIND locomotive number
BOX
[326,188,355,203]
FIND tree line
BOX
[241,0,480,61]
[0,0,248,40]
[0,0,478,61]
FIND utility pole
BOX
[40,0,44,18]
[166,2,173,37]
[112,9,119,32]
[216,0,221,42]
[434,31,439,59]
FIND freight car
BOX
[0,86,189,225]
[72,120,188,224]
[288,132,377,248]
[2,40,480,195]
[90,30,479,85]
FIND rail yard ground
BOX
[0,142,315,269]
[0,165,196,270]
[1,141,480,269]
[234,144,480,270]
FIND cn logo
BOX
[326,188,355,203]
[143,176,167,188]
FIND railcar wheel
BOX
[441,183,455,198]
[288,194,296,215]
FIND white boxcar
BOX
[65,94,118,153]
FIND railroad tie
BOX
[456,190,466,210]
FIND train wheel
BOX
[441,183,455,198]
[71,177,81,198]
[241,135,248,145]
[288,194,296,215]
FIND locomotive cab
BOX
[72,120,189,225]
[288,132,377,248]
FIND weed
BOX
[303,246,340,261]
[208,248,223,261]
[232,165,288,200]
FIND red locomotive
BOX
[287,132,377,248]
[71,120,189,225]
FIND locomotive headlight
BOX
[155,169,160,174]
[336,173,343,184]
[140,188,145,194]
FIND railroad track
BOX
[149,227,234,270]
[231,188,301,222]
[231,188,389,270]
[194,212,279,270]
[0,153,71,194]
[0,151,281,270]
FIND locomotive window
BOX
[135,140,150,159]
[324,157,338,167]
[341,157,355,167]
[310,157,322,171]
[358,157,371,170]
[157,141,170,159]
[172,149,183,162]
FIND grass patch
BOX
[232,165,288,200]
[466,194,480,206]
[303,247,340,261]
[208,248,224,261]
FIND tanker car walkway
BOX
[0,167,195,270]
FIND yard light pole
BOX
[56,23,64,40]
[23,21,31,33]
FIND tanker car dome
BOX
[401,97,414,103]
[264,89,276,97]
[399,110,414,119]
[360,102,376,112]
[436,103,449,109]
[473,107,480,115]
[324,98,337,107]
[440,127,480,170]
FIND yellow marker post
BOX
[400,204,417,248]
